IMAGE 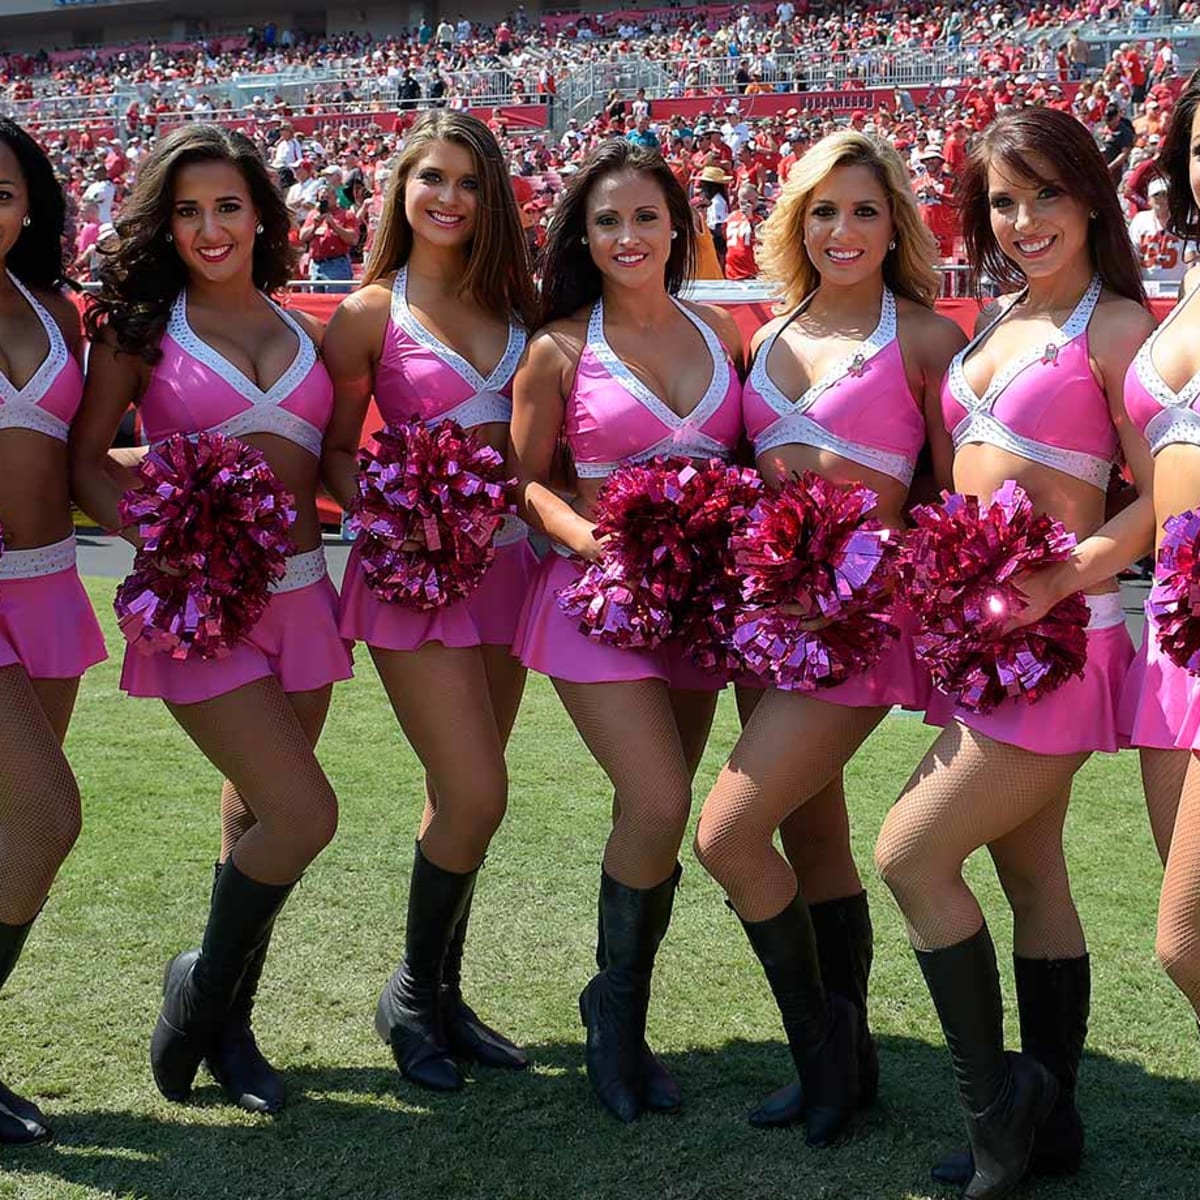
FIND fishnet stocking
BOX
[167,676,338,886]
[874,722,1087,951]
[372,643,524,874]
[694,690,887,921]
[1141,749,1200,1018]
[553,678,717,889]
[0,668,81,924]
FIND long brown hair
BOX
[957,108,1144,303]
[361,110,537,329]
[84,123,294,362]
[1160,68,1200,241]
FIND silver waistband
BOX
[494,514,528,548]
[271,547,328,594]
[1084,591,1124,631]
[0,533,77,580]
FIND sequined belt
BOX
[0,533,77,580]
[271,547,329,594]
[494,514,528,548]
[1083,591,1124,631]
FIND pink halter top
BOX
[941,275,1116,491]
[375,265,527,429]
[565,297,742,477]
[0,272,82,442]
[742,288,923,487]
[1126,285,1200,456]
[140,290,332,456]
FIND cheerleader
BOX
[691,131,965,1145]
[320,112,537,1092]
[0,119,106,1145]
[872,109,1155,1196]
[71,125,351,1114]
[1118,69,1200,1034]
[510,139,744,1122]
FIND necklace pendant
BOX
[848,352,867,378]
[1041,342,1059,365]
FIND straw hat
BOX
[699,164,733,184]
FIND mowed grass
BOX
[0,579,1197,1200]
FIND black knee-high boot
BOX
[439,873,528,1071]
[0,918,51,1146]
[750,890,879,1128]
[739,893,860,1147]
[595,862,682,1113]
[202,862,286,1114]
[915,926,1058,1200]
[579,866,678,1123]
[375,841,475,1092]
[151,859,296,1103]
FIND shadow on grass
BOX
[8,1036,1199,1200]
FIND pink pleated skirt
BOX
[925,592,1133,755]
[513,551,726,691]
[0,536,106,679]
[121,548,353,704]
[1118,599,1200,751]
[339,519,535,652]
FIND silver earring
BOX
[21,215,30,228]
[581,236,588,245]
[670,229,678,240]
[888,239,896,250]
[256,223,264,234]
[1089,210,1098,219]
[164,232,173,243]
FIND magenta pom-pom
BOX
[1149,508,1200,673]
[114,431,296,661]
[730,472,900,691]
[899,480,1088,713]
[347,420,515,610]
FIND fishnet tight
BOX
[372,642,526,874]
[167,676,338,886]
[1140,749,1200,1018]
[694,689,887,921]
[553,678,718,889]
[875,721,1088,955]
[0,667,81,925]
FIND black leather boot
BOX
[579,866,678,1123]
[439,875,528,1071]
[375,841,474,1091]
[0,918,52,1146]
[596,863,682,1113]
[750,890,879,1128]
[915,926,1058,1200]
[203,862,286,1114]
[739,893,860,1148]
[930,953,1090,1186]
[151,860,296,1103]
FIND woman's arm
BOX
[917,310,967,492]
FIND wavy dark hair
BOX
[958,107,1144,303]
[84,124,294,362]
[0,118,68,290]
[539,139,696,326]
[1161,68,1200,241]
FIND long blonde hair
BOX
[757,130,940,310]
[361,111,538,328]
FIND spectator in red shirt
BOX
[724,185,761,280]
[300,172,359,292]
[912,145,957,258]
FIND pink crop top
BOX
[742,288,923,487]
[1126,285,1200,456]
[375,265,526,429]
[941,275,1116,491]
[564,297,742,477]
[0,272,82,442]
[139,291,332,457]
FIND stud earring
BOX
[670,229,678,240]
[256,223,264,234]
[1089,210,1098,219]
[164,232,173,243]
[21,215,30,228]
[888,239,896,250]
[581,235,589,244]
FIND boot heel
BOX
[374,994,394,1045]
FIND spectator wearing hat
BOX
[299,168,359,293]
[724,182,761,281]
[1101,102,1136,183]
[697,163,733,269]
[1129,174,1183,283]
[913,143,958,259]
[1121,141,1162,217]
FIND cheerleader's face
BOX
[169,160,260,284]
[403,139,479,247]
[584,168,675,288]
[1189,104,1200,213]
[0,142,31,266]
[803,164,895,286]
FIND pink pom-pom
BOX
[1149,508,1200,673]
[114,431,297,661]
[730,472,900,691]
[347,420,515,610]
[899,480,1088,713]
[557,457,699,649]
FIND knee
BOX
[288,782,339,860]
[435,776,509,848]
[36,781,83,870]
[693,807,753,885]
[1156,918,1200,994]
[873,822,925,902]
[617,786,691,858]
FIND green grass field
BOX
[0,579,1197,1200]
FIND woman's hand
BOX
[999,564,1072,633]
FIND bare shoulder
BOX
[1093,290,1157,353]
[1183,264,1200,295]
[526,316,587,369]
[898,300,968,361]
[972,296,1006,336]
[324,281,390,344]
[684,299,740,344]
[288,306,327,348]
[34,285,82,353]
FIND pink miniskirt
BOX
[925,592,1133,755]
[0,535,107,679]
[513,549,725,691]
[339,517,535,652]
[121,547,353,704]
[1118,596,1200,751]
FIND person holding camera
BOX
[300,170,359,293]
